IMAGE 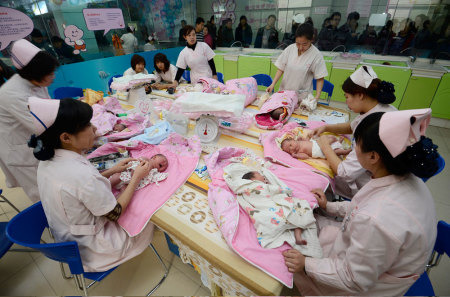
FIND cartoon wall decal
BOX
[62,24,86,54]
[212,0,236,24]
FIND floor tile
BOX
[170,253,202,286]
[0,251,34,284]
[194,284,211,295]
[0,260,56,295]
[438,126,450,138]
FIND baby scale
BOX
[195,115,221,143]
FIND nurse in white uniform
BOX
[313,66,397,198]
[121,26,138,55]
[0,39,59,202]
[267,23,328,101]
[151,53,185,90]
[28,98,156,272]
[123,54,149,76]
[284,108,438,296]
[171,25,218,87]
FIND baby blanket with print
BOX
[255,91,299,130]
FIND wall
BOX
[48,47,184,96]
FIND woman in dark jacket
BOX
[235,16,253,47]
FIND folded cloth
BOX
[110,73,157,91]
[223,162,323,258]
[130,121,175,144]
[170,92,245,119]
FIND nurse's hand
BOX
[266,84,274,93]
[213,74,218,80]
[113,158,136,173]
[312,125,327,137]
[133,160,151,181]
[283,249,306,273]
[311,189,327,209]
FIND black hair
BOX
[342,66,396,104]
[423,20,431,29]
[268,14,276,20]
[181,19,187,25]
[330,12,341,19]
[210,16,215,22]
[17,51,59,82]
[354,112,439,179]
[305,17,314,27]
[126,26,135,33]
[183,25,195,37]
[31,28,43,38]
[295,23,314,40]
[51,36,64,43]
[154,53,170,73]
[347,11,360,21]
[28,98,93,161]
[270,108,284,120]
[130,54,146,70]
[242,172,255,180]
[196,17,205,25]
[322,17,331,28]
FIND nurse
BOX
[121,25,138,55]
[313,66,397,198]
[123,54,149,76]
[151,53,185,90]
[284,108,438,296]
[171,25,218,87]
[0,39,59,202]
[266,23,328,101]
[27,97,155,272]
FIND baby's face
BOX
[251,172,268,184]
[150,154,168,172]
[281,139,300,154]
[113,124,126,132]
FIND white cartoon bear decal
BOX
[62,24,86,54]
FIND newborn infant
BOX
[270,107,288,121]
[243,171,308,245]
[113,123,128,132]
[281,134,351,159]
[110,154,169,190]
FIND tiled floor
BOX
[1,108,449,295]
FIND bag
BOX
[162,110,189,136]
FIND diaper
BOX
[311,139,344,159]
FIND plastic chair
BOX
[54,87,84,99]
[182,70,191,83]
[252,74,273,87]
[422,154,445,182]
[313,79,334,106]
[405,220,450,296]
[108,74,123,92]
[6,202,168,296]
[217,72,224,83]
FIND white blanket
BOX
[173,92,245,117]
[223,162,322,258]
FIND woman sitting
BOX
[152,53,185,89]
[123,54,149,76]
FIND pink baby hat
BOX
[350,65,378,88]
[28,97,61,136]
[10,39,41,70]
[379,108,431,158]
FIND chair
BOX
[313,79,334,106]
[108,74,123,92]
[252,74,273,87]
[0,188,20,213]
[54,87,84,99]
[182,70,191,83]
[6,202,168,296]
[217,72,224,83]
[405,220,450,296]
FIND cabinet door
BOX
[371,66,411,108]
[213,55,224,74]
[430,73,450,119]
[238,56,271,77]
[270,62,283,92]
[399,76,440,110]
[224,60,238,82]
[329,68,355,102]
[325,61,332,81]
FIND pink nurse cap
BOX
[28,97,60,136]
[10,39,41,70]
[379,108,431,158]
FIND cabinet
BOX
[213,55,224,74]
[370,66,411,108]
[430,72,450,119]
[328,68,355,102]
[223,57,238,82]
[270,62,283,92]
[399,76,440,110]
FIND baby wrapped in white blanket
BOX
[223,162,322,258]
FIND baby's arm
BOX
[292,152,310,160]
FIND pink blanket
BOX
[87,134,201,236]
[225,77,258,106]
[255,91,299,130]
[205,147,329,287]
[199,77,226,93]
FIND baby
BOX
[113,123,128,132]
[110,154,169,190]
[242,171,307,245]
[281,135,351,159]
[270,107,288,121]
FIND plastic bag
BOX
[162,110,189,136]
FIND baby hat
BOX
[379,108,431,158]
[28,97,61,136]
[350,65,378,88]
[10,39,41,69]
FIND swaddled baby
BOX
[277,127,351,159]
[223,163,322,258]
[110,154,169,191]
